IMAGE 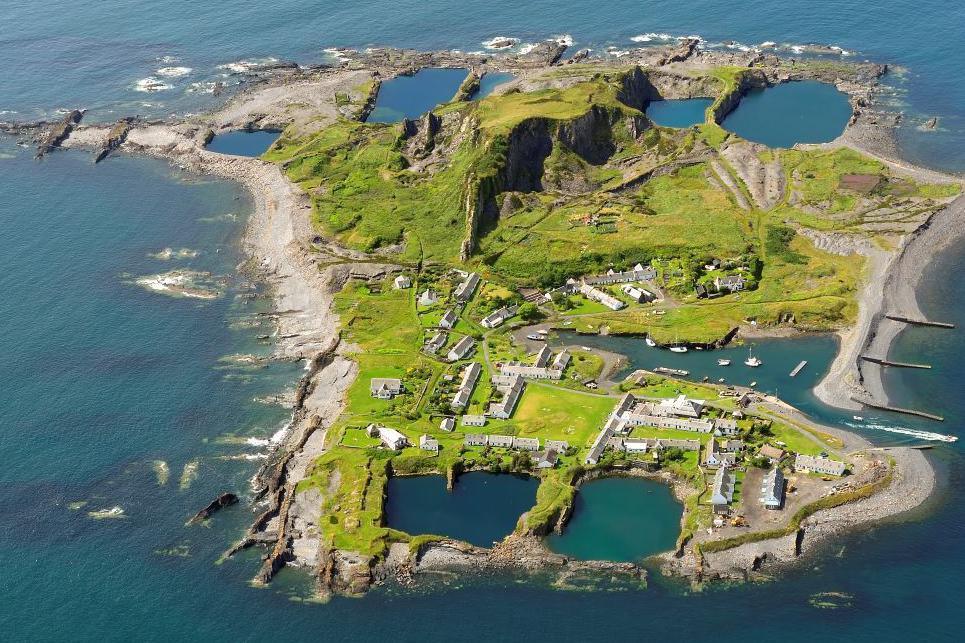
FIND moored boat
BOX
[744,347,762,367]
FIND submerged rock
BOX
[187,492,238,525]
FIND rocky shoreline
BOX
[12,39,947,596]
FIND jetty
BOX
[789,360,808,377]
[860,355,931,369]
[653,366,689,377]
[884,314,955,329]
[851,396,944,422]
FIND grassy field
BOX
[511,384,615,446]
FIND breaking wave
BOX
[481,36,519,50]
[156,66,192,78]
[134,77,172,93]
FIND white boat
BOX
[670,346,688,353]
[749,381,757,387]
[744,347,762,367]
[526,333,545,341]
[645,336,656,347]
[853,415,864,421]
[717,358,731,366]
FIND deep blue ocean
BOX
[1,1,964,640]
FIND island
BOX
[15,37,961,597]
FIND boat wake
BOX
[844,420,958,443]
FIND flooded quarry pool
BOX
[547,478,682,562]
[474,71,515,100]
[645,98,713,128]
[367,67,468,123]
[721,80,852,148]
[204,130,280,157]
[385,472,538,547]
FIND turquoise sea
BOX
[2,1,964,640]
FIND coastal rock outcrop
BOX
[187,492,238,525]
[36,109,84,158]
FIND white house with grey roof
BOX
[794,454,845,476]
[453,272,480,302]
[439,417,455,432]
[418,289,440,307]
[577,281,625,311]
[451,362,481,411]
[447,336,475,362]
[438,308,458,330]
[583,263,656,286]
[461,415,486,427]
[710,465,735,514]
[761,467,784,509]
[535,449,559,469]
[481,305,518,329]
[488,375,525,419]
[370,378,403,399]
[367,425,409,450]
[423,331,447,355]
[513,437,540,451]
[419,434,439,453]
[393,275,412,289]
[714,274,746,293]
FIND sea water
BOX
[2,1,965,639]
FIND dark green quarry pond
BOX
[367,67,469,123]
[385,472,539,547]
[547,478,682,562]
[205,130,280,157]
[645,98,713,128]
[721,80,852,148]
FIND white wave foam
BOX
[606,46,630,58]
[187,81,218,94]
[722,41,756,52]
[217,57,279,74]
[759,41,777,48]
[631,32,674,43]
[481,36,519,50]
[156,66,192,78]
[550,34,574,46]
[134,77,172,92]
[517,43,537,55]
[322,47,353,62]
[157,55,180,64]
[246,437,271,447]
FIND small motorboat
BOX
[670,346,688,353]
[526,333,545,341]
[645,336,656,347]
[853,415,864,421]
[717,358,731,366]
[749,381,757,387]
